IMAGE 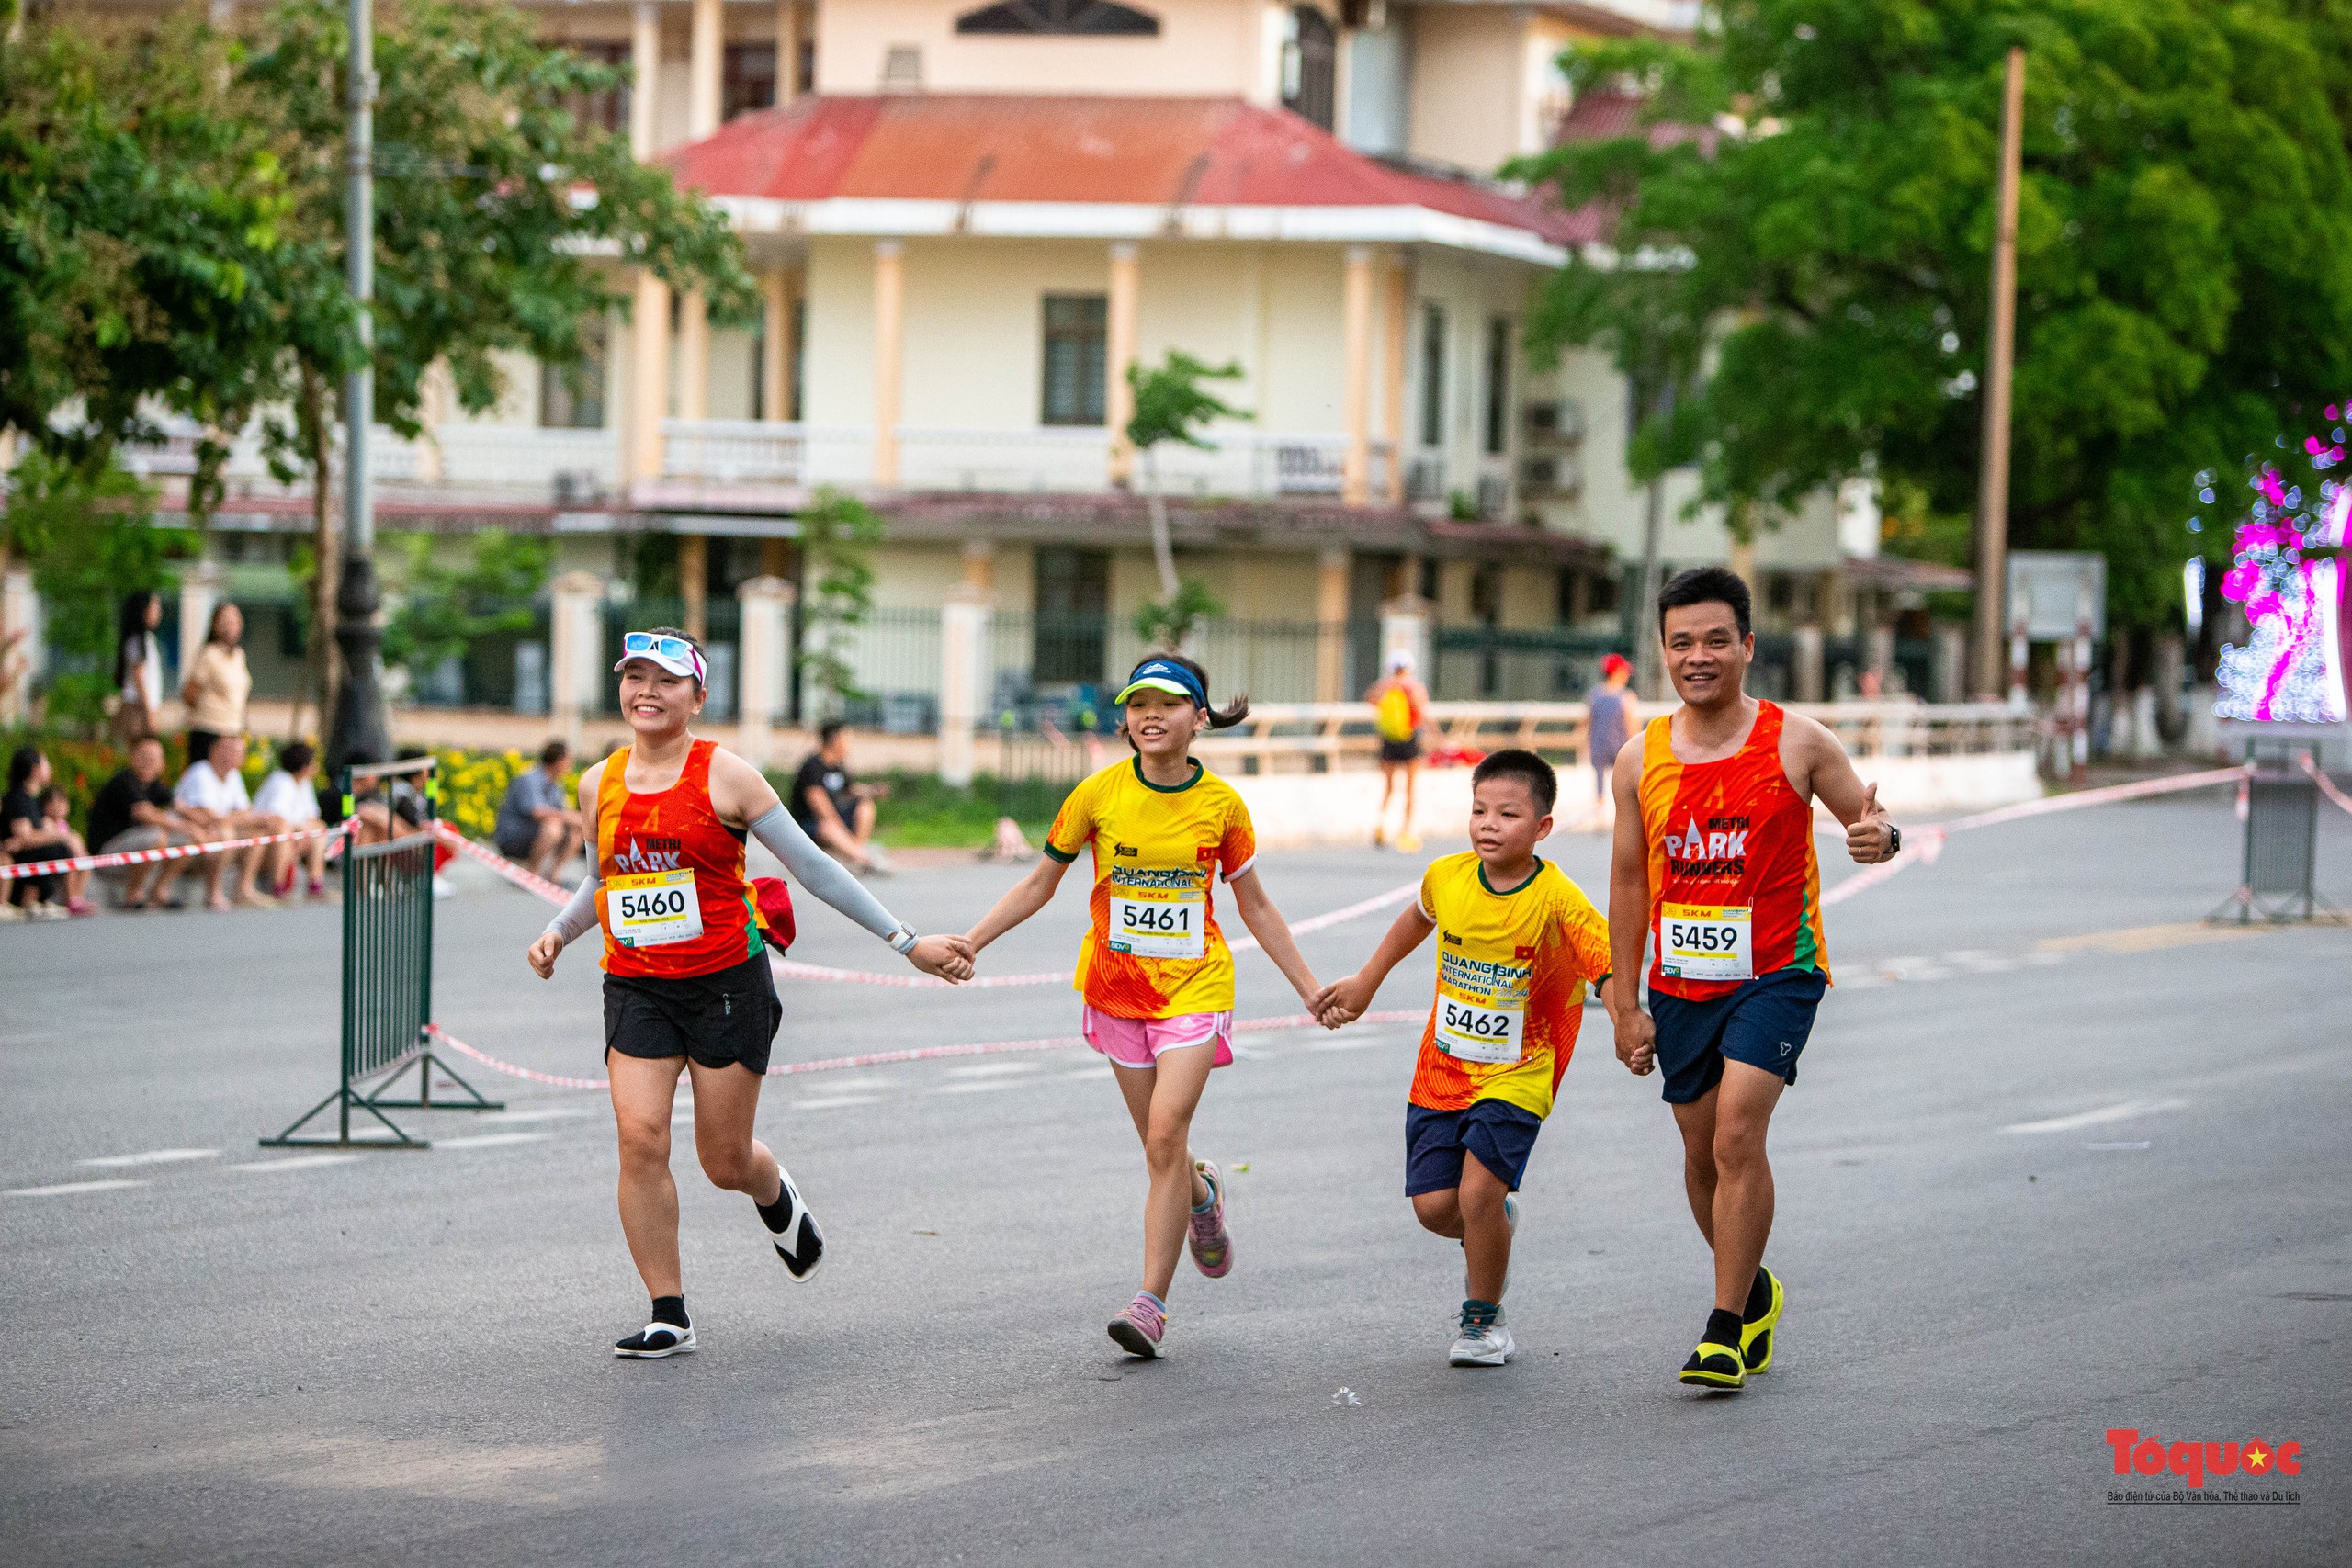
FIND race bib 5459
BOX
[1660,902,1752,980]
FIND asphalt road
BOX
[3,789,2348,1567]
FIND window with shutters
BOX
[1040,295,1109,427]
[956,1,1159,34]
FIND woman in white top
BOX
[181,602,253,766]
[113,592,164,743]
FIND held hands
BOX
[1308,972,1375,1030]
[1613,1005,1657,1076]
[1846,782,1896,865]
[908,933,976,983]
[526,931,564,980]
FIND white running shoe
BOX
[1449,1303,1514,1367]
[761,1163,825,1281]
[615,1321,696,1359]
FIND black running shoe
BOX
[760,1163,825,1281]
[615,1321,696,1359]
[1679,1339,1745,1391]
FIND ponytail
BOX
[1169,653,1250,730]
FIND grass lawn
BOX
[763,769,1077,850]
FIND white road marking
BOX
[478,1108,594,1124]
[1999,1097,2189,1135]
[1057,1067,1115,1082]
[6,1179,147,1197]
[76,1148,220,1168]
[432,1132,553,1150]
[933,1078,1027,1095]
[1304,1036,1387,1052]
[943,1062,1040,1079]
[229,1155,364,1172]
[2086,1141,2153,1151]
[792,1095,879,1111]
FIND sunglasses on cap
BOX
[616,631,708,685]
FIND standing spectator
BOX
[254,740,330,898]
[113,591,165,744]
[174,733,281,909]
[4,746,93,918]
[1365,649,1431,852]
[1584,653,1641,823]
[88,736,198,910]
[492,739,583,880]
[181,601,253,769]
[789,722,891,874]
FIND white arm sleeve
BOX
[747,804,906,943]
[543,874,601,946]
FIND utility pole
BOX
[1634,377,1675,703]
[1970,45,2026,700]
[328,0,391,772]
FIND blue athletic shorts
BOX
[1405,1099,1544,1196]
[1648,966,1828,1105]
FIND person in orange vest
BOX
[1365,649,1431,852]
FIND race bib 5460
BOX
[1109,886,1205,960]
[608,868,702,948]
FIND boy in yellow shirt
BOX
[1315,749,1629,1365]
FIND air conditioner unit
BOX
[1521,456,1583,498]
[1476,475,1510,519]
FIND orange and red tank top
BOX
[594,739,763,979]
[1636,700,1828,1000]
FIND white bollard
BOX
[735,575,796,770]
[938,587,989,789]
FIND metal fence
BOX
[1432,626,1634,702]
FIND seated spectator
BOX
[254,740,329,899]
[492,739,582,880]
[789,722,891,875]
[88,736,198,910]
[173,734,283,911]
[4,745,93,919]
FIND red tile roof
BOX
[666,95,1597,249]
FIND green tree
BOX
[1515,0,2352,631]
[797,487,883,719]
[380,528,554,691]
[1125,351,1248,649]
[238,0,755,716]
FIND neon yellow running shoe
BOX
[1742,1266,1784,1374]
[1679,1340,1746,1391]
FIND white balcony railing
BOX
[659,420,1396,501]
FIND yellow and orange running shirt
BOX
[1635,701,1829,1002]
[1409,852,1612,1119]
[594,740,763,979]
[1044,757,1258,1019]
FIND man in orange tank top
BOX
[1607,567,1902,1393]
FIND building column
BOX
[0,566,37,728]
[1341,244,1374,506]
[736,574,796,768]
[413,363,447,484]
[1382,251,1409,504]
[1314,547,1351,703]
[676,285,710,474]
[1793,625,1825,704]
[177,560,220,691]
[629,269,671,482]
[873,240,905,486]
[776,0,801,106]
[938,585,991,788]
[689,0,722,138]
[1106,242,1141,487]
[761,265,792,424]
[629,2,660,160]
[679,533,709,641]
[550,570,607,756]
[961,537,995,592]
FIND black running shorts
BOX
[603,950,783,1075]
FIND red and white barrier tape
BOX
[1938,763,2250,833]
[0,820,348,882]
[435,821,1422,988]
[427,1008,1428,1092]
[2302,754,2352,817]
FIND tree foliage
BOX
[797,488,884,717]
[381,528,554,682]
[1126,351,1248,639]
[1516,0,2352,629]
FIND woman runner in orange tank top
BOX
[525,626,973,1359]
[1606,569,1902,1394]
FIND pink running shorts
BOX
[1080,1006,1236,1069]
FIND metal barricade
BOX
[2211,741,2333,924]
[261,757,502,1148]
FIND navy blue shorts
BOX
[1405,1100,1544,1196]
[1649,966,1828,1105]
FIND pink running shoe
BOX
[1187,1160,1233,1279]
[1107,1292,1167,1359]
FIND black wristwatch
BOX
[1883,824,1902,860]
